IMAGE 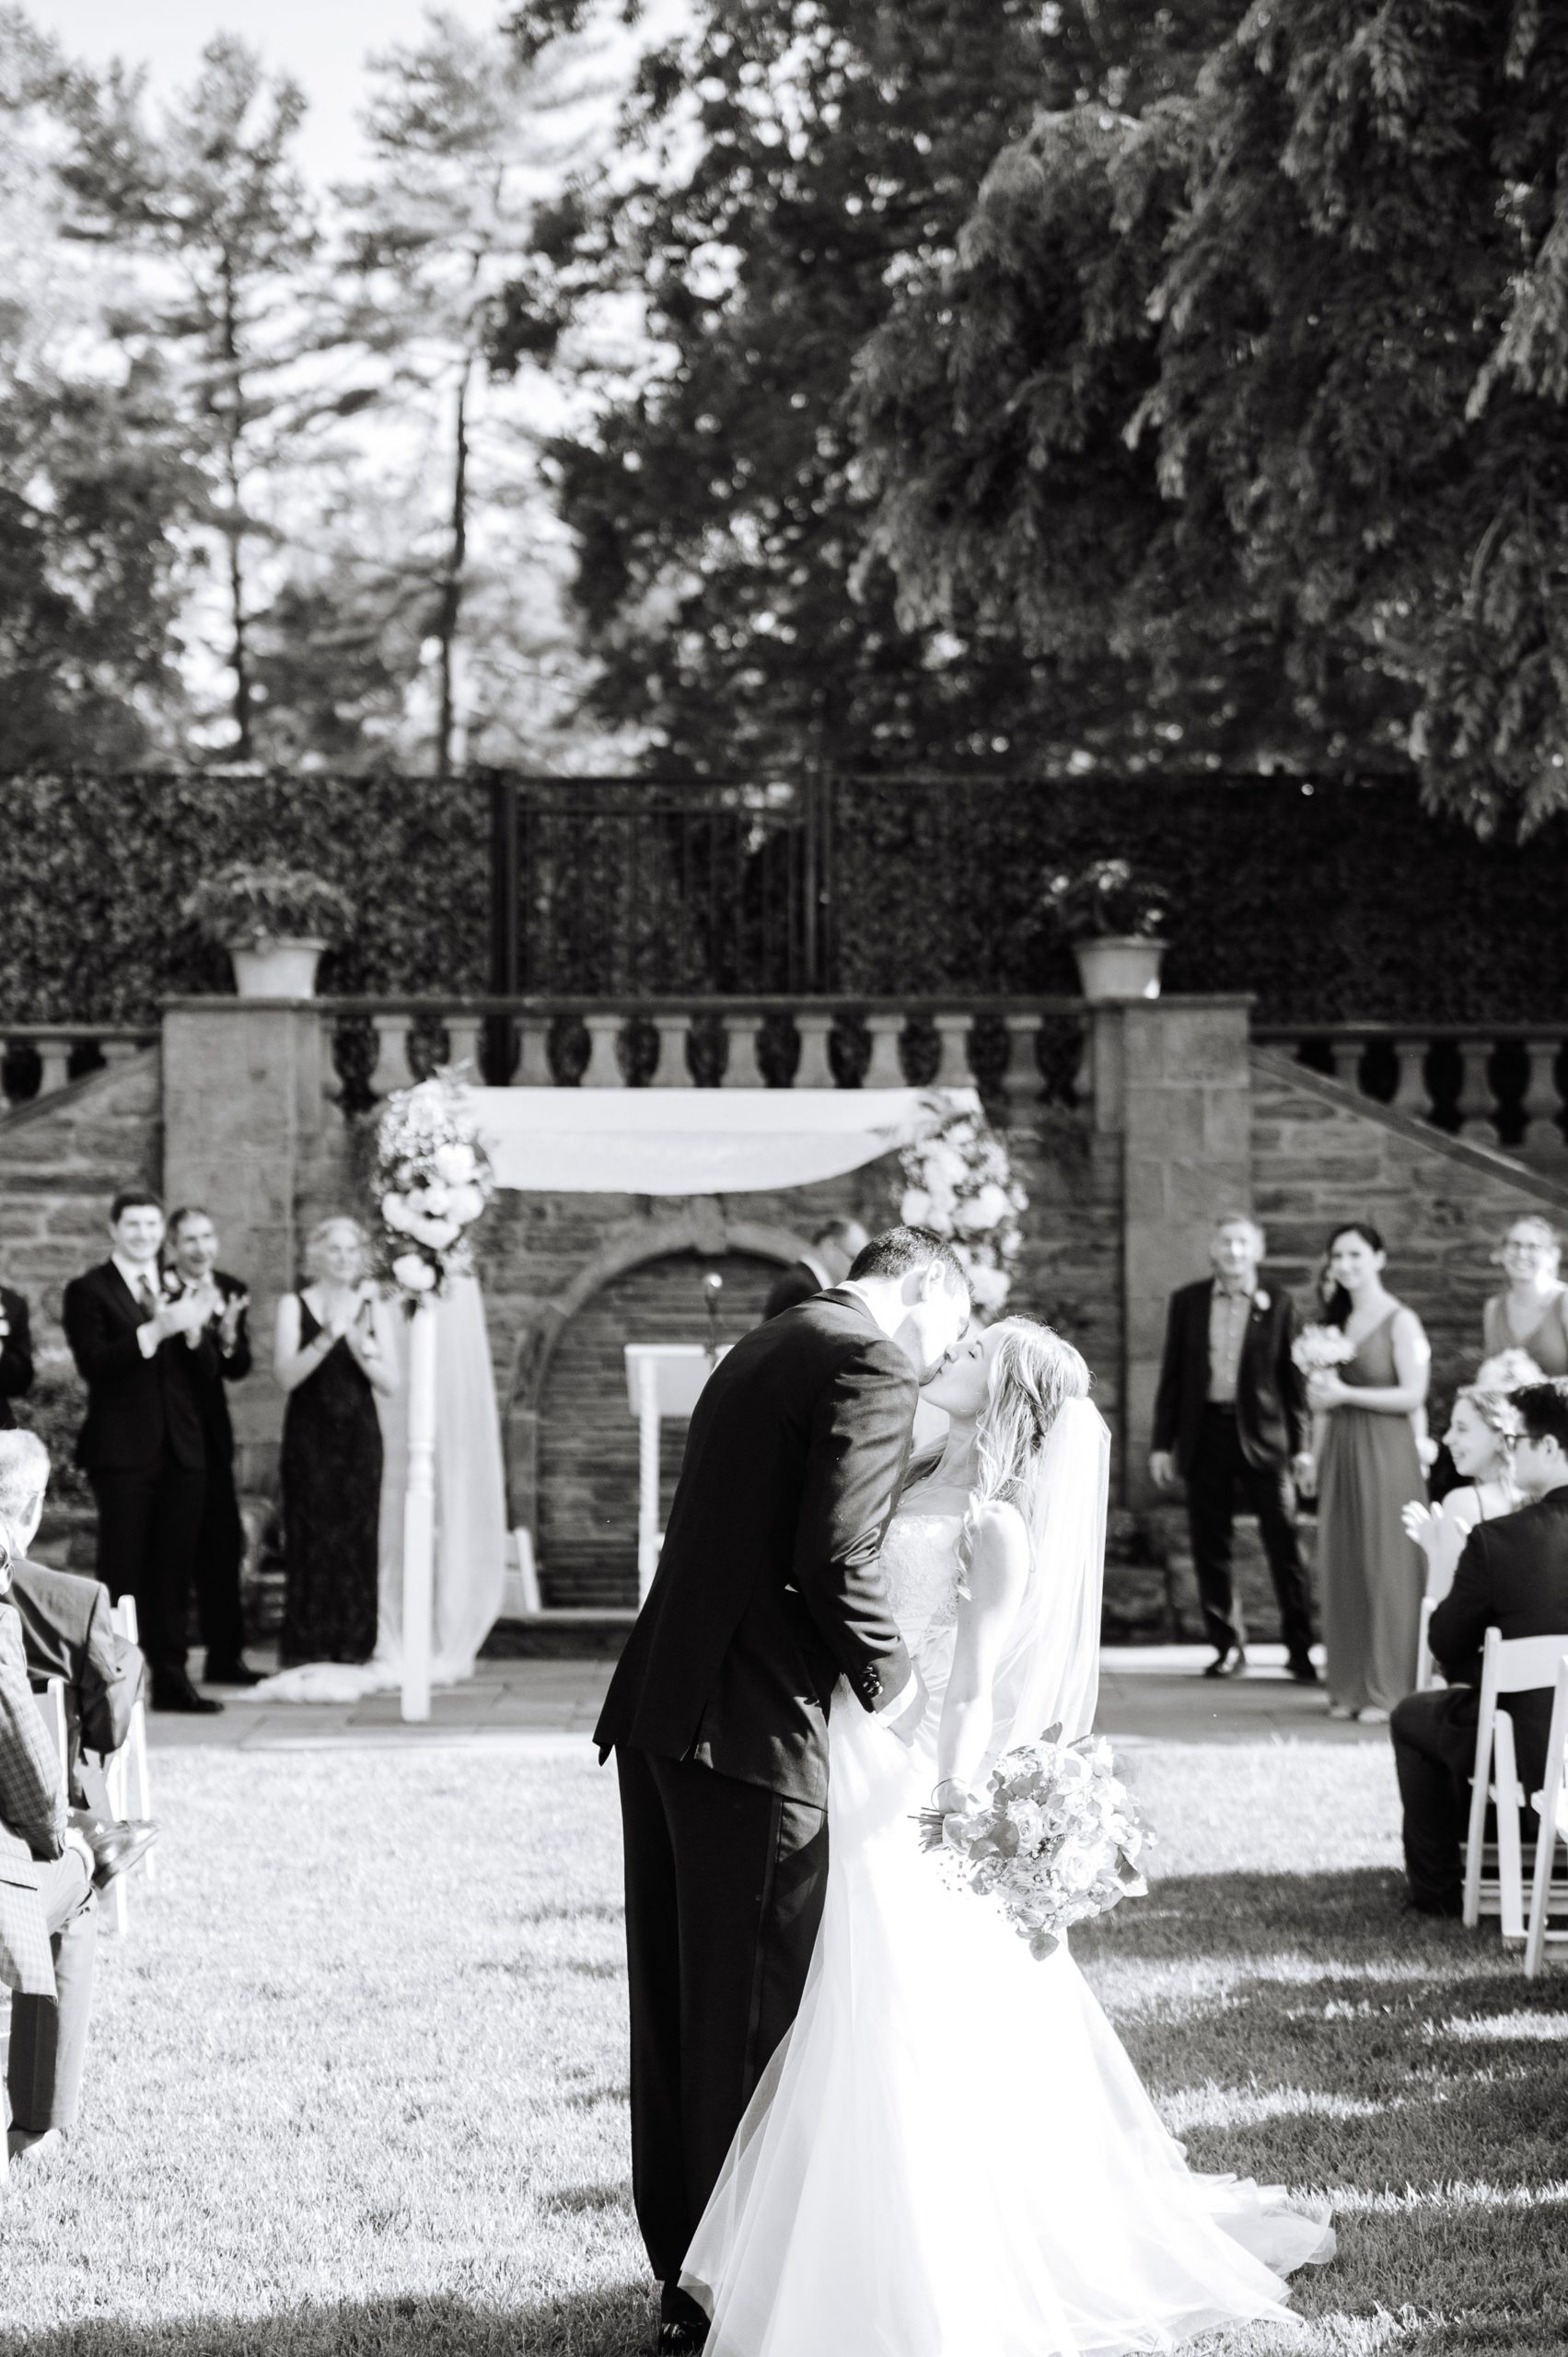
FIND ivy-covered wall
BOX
[2,772,1562,1023]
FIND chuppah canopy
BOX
[465,1086,980,1194]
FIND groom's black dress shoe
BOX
[1202,1645,1247,1679]
[1286,1655,1320,1685]
[657,2283,709,2352]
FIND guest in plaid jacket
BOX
[0,1482,98,2162]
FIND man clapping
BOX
[163,1208,260,1689]
[63,1191,220,1714]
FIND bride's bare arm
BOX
[933,1502,1030,1806]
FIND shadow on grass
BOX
[1079,1865,1568,2334]
[0,2288,653,2357]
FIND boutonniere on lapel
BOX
[159,1269,183,1302]
[1251,1290,1271,1314]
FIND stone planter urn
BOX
[1072,936,1167,1002]
[226,936,329,999]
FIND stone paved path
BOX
[146,1643,1386,1751]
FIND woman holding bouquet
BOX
[681,1318,1331,2356]
[1300,1223,1429,1721]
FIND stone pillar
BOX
[1110,998,1254,1507]
[162,1000,329,1491]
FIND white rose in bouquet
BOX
[966,1262,1012,1315]
[407,1213,460,1249]
[411,1181,453,1217]
[972,1182,1012,1228]
[391,1251,437,1294]
[900,1187,935,1226]
[381,1191,412,1233]
[447,1181,486,1226]
[433,1141,477,1185]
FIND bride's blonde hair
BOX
[959,1318,1090,1564]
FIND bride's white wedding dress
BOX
[681,1492,1333,2356]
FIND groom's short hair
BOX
[848,1226,968,1293]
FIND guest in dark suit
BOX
[0,1532,98,2165]
[1150,1213,1316,1680]
[0,1283,33,1430]
[165,1207,260,1688]
[597,1225,970,2351]
[0,1429,150,1832]
[62,1190,221,1715]
[761,1217,870,1321]
[1389,1378,1568,1916]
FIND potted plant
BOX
[182,862,355,999]
[1041,857,1169,1001]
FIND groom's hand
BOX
[878,1666,929,1746]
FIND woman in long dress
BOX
[273,1216,399,1667]
[1303,1223,1429,1723]
[1481,1215,1568,1376]
[682,1319,1332,2357]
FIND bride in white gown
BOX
[682,1318,1333,2356]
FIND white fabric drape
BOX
[375,1270,508,1682]
[467,1086,978,1194]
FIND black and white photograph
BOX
[2,1,1567,2350]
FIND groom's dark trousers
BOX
[595,1289,922,2296]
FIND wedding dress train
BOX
[681,1506,1332,2355]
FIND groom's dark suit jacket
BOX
[595,1289,919,1807]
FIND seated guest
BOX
[273,1218,397,1668]
[1482,1216,1568,1376]
[1402,1385,1524,1610]
[164,1206,261,1687]
[1149,1213,1316,1682]
[0,1430,154,1840]
[1389,1378,1568,1916]
[0,1278,33,1429]
[762,1218,871,1321]
[63,1190,220,1715]
[1,1522,98,2165]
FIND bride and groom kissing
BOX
[595,1226,1331,2356]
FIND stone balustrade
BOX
[1254,1025,1568,1167]
[317,997,1091,1108]
[0,1025,158,1111]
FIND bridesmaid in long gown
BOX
[1304,1222,1430,1723]
[1481,1214,1568,1376]
[273,1216,399,1667]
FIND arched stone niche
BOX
[505,1204,812,1603]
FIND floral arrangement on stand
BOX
[373,1070,495,1306]
[918,1732,1152,1962]
[899,1099,1027,1317]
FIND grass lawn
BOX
[3,1735,1565,2356]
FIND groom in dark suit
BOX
[1390,1378,1568,1915]
[1150,1213,1316,1679]
[63,1191,220,1715]
[597,1225,970,2352]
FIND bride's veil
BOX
[982,1395,1110,1763]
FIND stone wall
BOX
[0,1052,162,1334]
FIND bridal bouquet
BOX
[918,1732,1151,1961]
[1291,1324,1358,1376]
[373,1070,495,1304]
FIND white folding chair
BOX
[1524,1654,1568,1977]
[105,1597,154,1904]
[1462,1628,1568,1942]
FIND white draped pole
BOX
[401,1298,437,1723]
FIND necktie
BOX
[137,1274,158,1316]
